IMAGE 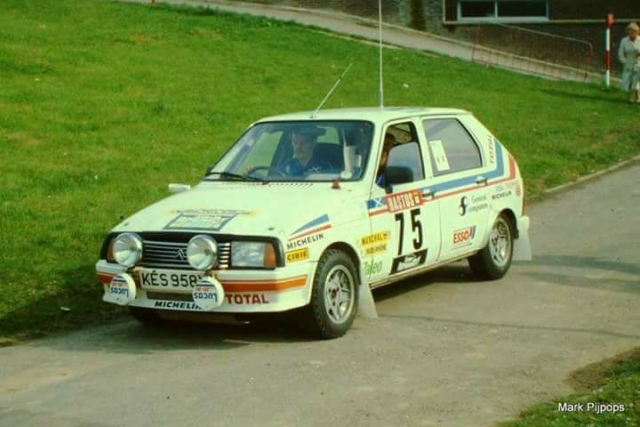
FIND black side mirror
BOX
[385,166,414,187]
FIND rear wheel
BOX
[300,249,358,339]
[128,307,165,328]
[469,213,514,280]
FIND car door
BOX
[419,116,490,261]
[366,120,441,285]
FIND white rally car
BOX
[97,107,531,338]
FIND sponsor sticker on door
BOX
[359,231,390,256]
[452,226,476,249]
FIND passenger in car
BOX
[376,133,396,186]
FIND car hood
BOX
[112,181,368,238]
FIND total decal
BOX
[358,231,390,257]
[225,293,270,305]
[458,195,489,216]
[452,226,476,249]
[391,249,428,274]
[164,209,252,231]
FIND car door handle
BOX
[475,176,487,185]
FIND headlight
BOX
[187,235,218,270]
[112,233,143,267]
[231,241,276,268]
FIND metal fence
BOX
[225,0,598,82]
[470,23,595,82]
[228,0,421,26]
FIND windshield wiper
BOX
[205,171,265,182]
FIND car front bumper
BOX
[96,260,314,314]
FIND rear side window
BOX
[422,119,482,177]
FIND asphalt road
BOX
[1,162,639,427]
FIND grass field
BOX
[1,0,639,345]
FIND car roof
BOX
[256,107,470,124]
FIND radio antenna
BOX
[378,0,384,109]
[311,62,353,118]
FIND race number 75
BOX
[395,208,423,256]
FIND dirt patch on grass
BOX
[3,131,42,147]
[567,347,640,393]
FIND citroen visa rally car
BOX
[97,107,531,338]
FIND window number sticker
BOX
[429,139,450,172]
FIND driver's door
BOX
[366,120,441,285]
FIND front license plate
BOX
[139,269,204,291]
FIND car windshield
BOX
[206,120,375,182]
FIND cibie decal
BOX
[286,248,310,263]
[386,189,424,213]
[287,233,324,251]
[359,231,390,256]
[165,210,247,231]
[452,226,476,248]
[391,249,428,274]
[459,195,489,216]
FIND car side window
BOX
[422,119,482,177]
[383,122,425,183]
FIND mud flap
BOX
[513,216,532,261]
[357,263,378,318]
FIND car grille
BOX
[140,240,231,270]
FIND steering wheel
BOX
[246,165,287,178]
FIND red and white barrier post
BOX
[605,13,614,87]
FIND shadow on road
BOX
[379,312,640,340]
[373,263,472,302]
[21,316,318,355]
[514,254,640,294]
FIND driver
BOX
[280,127,328,176]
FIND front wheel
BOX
[468,213,514,280]
[299,249,359,339]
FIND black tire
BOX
[468,213,514,280]
[299,249,359,339]
[128,307,165,328]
